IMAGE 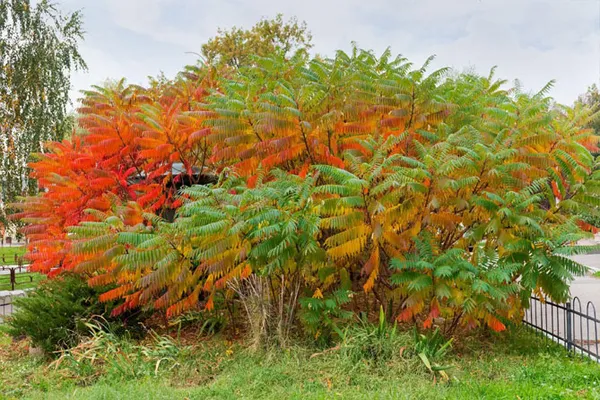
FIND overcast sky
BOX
[59,0,600,106]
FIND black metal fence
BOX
[524,296,599,361]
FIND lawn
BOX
[0,247,26,266]
[1,327,599,399]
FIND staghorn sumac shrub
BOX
[15,41,600,342]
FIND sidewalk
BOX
[571,254,600,272]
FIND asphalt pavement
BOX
[570,254,600,308]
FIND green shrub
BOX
[4,274,145,354]
[299,289,353,346]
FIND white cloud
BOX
[62,0,600,106]
[68,43,147,109]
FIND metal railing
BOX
[524,296,599,361]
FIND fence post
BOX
[566,301,573,352]
[9,268,15,291]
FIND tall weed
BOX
[340,306,406,365]
[51,319,188,384]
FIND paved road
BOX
[570,255,600,307]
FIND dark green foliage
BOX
[4,274,144,354]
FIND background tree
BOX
[575,84,600,230]
[578,84,600,137]
[0,0,86,230]
[201,14,312,68]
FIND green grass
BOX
[593,271,600,278]
[1,326,600,399]
[0,247,26,266]
[0,272,43,291]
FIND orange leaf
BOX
[247,174,258,188]
[487,315,506,332]
[298,162,310,179]
[551,180,561,200]
[397,307,413,322]
[423,316,433,329]
[205,294,215,311]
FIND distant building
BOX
[1,224,23,246]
